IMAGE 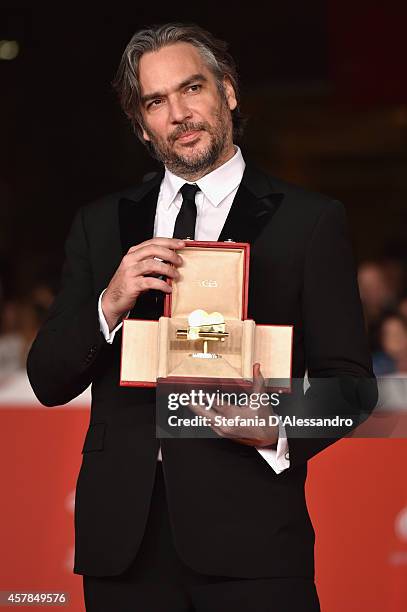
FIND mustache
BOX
[169,122,207,144]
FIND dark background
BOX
[1,1,407,298]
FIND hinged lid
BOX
[164,241,250,320]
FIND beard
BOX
[143,98,232,179]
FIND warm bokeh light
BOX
[0,40,19,61]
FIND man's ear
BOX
[223,76,237,111]
[137,115,150,142]
[141,126,151,142]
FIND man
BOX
[27,23,377,612]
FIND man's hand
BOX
[101,237,185,331]
[187,363,279,448]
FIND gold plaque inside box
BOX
[120,242,293,388]
[161,315,255,380]
[176,309,228,358]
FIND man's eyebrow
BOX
[177,73,207,90]
[141,73,208,105]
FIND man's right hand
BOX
[101,238,185,332]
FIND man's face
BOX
[138,42,237,179]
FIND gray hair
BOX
[112,23,246,144]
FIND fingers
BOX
[253,362,265,393]
[128,246,183,267]
[128,238,185,261]
[136,277,173,294]
[186,400,218,422]
[135,258,180,280]
[129,237,185,250]
[186,401,236,441]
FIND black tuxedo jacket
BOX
[27,161,377,578]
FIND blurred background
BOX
[1,1,407,379]
[1,2,407,611]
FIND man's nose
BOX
[168,96,192,123]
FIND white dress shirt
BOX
[98,145,290,474]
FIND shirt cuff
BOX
[98,288,129,344]
[255,419,290,474]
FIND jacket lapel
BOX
[119,162,283,250]
[118,169,164,255]
[218,162,284,244]
[118,169,166,319]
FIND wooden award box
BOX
[120,241,292,390]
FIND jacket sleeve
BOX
[26,206,110,406]
[281,200,378,469]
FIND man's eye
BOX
[187,84,201,93]
[148,99,163,109]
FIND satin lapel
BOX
[119,163,283,249]
[118,170,164,255]
[118,170,166,319]
[218,163,284,244]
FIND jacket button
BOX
[285,452,290,460]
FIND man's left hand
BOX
[186,363,279,448]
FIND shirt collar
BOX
[162,145,245,210]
